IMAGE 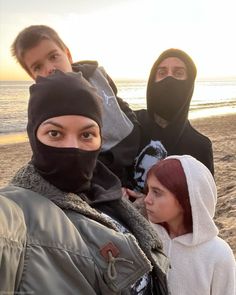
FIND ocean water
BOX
[0,79,236,135]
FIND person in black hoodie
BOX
[11,24,140,187]
[129,48,214,194]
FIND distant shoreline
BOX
[1,102,235,136]
[0,132,28,145]
[188,104,236,119]
[1,77,236,82]
[0,111,235,146]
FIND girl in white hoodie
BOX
[144,155,235,295]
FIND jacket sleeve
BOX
[210,242,236,295]
[0,195,26,293]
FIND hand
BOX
[122,187,146,200]
[122,188,147,218]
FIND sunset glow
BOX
[0,0,236,80]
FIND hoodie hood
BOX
[166,155,218,246]
[152,155,218,246]
[147,48,196,122]
[145,49,197,152]
[148,48,197,82]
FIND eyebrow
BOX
[30,49,58,70]
[41,120,99,130]
[149,185,163,193]
[41,121,63,128]
[173,66,186,71]
[156,66,167,70]
[157,66,186,70]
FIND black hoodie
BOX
[135,49,214,179]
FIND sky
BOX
[0,0,236,81]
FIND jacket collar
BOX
[10,163,121,230]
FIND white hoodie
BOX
[151,155,235,295]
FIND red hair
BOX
[146,158,193,233]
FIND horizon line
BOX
[1,76,236,82]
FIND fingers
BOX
[126,188,146,199]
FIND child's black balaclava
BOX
[27,70,103,193]
[146,48,197,122]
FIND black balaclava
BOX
[27,70,103,193]
[146,48,197,122]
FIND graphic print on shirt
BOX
[133,140,167,191]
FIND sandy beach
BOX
[0,113,235,255]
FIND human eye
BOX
[49,52,60,61]
[78,125,101,150]
[81,131,95,141]
[47,130,62,139]
[152,188,162,198]
[156,68,167,80]
[174,68,186,79]
[32,64,42,73]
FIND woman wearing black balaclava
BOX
[0,71,169,294]
[131,49,213,193]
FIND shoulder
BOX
[72,60,99,67]
[200,237,235,270]
[180,122,214,174]
[0,185,60,215]
[135,109,152,128]
[212,237,235,263]
[0,185,79,243]
[0,186,97,263]
[72,60,107,77]
[72,60,99,79]
[135,109,148,119]
[0,194,26,242]
[185,122,212,146]
[210,237,236,294]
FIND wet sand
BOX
[0,113,235,255]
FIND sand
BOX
[0,114,235,255]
